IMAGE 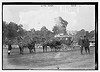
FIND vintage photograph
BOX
[2,2,97,70]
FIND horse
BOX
[18,42,25,55]
[27,41,36,53]
[16,36,36,54]
[42,40,62,52]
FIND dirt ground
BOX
[2,46,95,70]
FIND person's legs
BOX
[19,47,21,54]
[20,47,23,55]
[8,50,10,55]
[87,46,90,54]
[34,47,36,53]
[43,46,45,52]
[85,47,88,54]
[81,46,83,54]
[21,47,24,54]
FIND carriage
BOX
[54,35,75,50]
[42,35,75,52]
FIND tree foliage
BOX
[3,21,26,44]
[52,26,59,35]
[73,29,95,42]
[3,21,95,45]
[52,17,68,35]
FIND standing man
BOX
[83,36,90,54]
[8,40,12,55]
[78,36,84,54]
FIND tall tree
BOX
[3,21,9,44]
[85,31,90,38]
[7,22,19,40]
[52,26,59,35]
[3,21,26,44]
[89,30,95,38]
[53,17,68,35]
[41,26,48,40]
[30,28,35,34]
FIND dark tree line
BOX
[3,21,55,44]
[73,29,95,41]
[3,21,95,45]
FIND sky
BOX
[3,5,95,32]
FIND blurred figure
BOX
[8,40,12,55]
[83,36,90,54]
[78,36,84,54]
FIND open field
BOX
[3,47,95,70]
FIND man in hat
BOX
[78,36,84,54]
[8,40,12,55]
[83,36,90,54]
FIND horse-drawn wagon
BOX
[42,35,75,52]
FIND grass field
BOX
[3,46,95,70]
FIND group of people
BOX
[78,36,90,54]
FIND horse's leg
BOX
[19,47,22,54]
[58,47,60,51]
[30,47,33,53]
[51,47,52,52]
[22,47,24,54]
[28,47,31,53]
[20,47,23,55]
[56,46,59,52]
[30,49,32,53]
[46,46,47,52]
[30,48,32,53]
[34,47,36,53]
[31,48,33,53]
[43,46,44,52]
[54,47,57,52]
[53,47,55,51]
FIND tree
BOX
[7,22,19,40]
[53,17,68,35]
[3,21,9,44]
[46,30,54,40]
[41,26,48,32]
[85,31,90,38]
[17,24,26,36]
[52,26,59,35]
[30,28,35,34]
[41,26,48,40]
[73,29,86,42]
[89,30,95,38]
[3,21,26,44]
[59,17,68,28]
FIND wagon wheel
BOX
[71,42,75,49]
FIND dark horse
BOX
[18,41,36,54]
[42,40,62,52]
[27,41,36,53]
[17,36,36,54]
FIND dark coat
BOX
[78,38,84,46]
[83,38,90,47]
[8,44,12,50]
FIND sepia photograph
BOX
[2,2,98,70]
